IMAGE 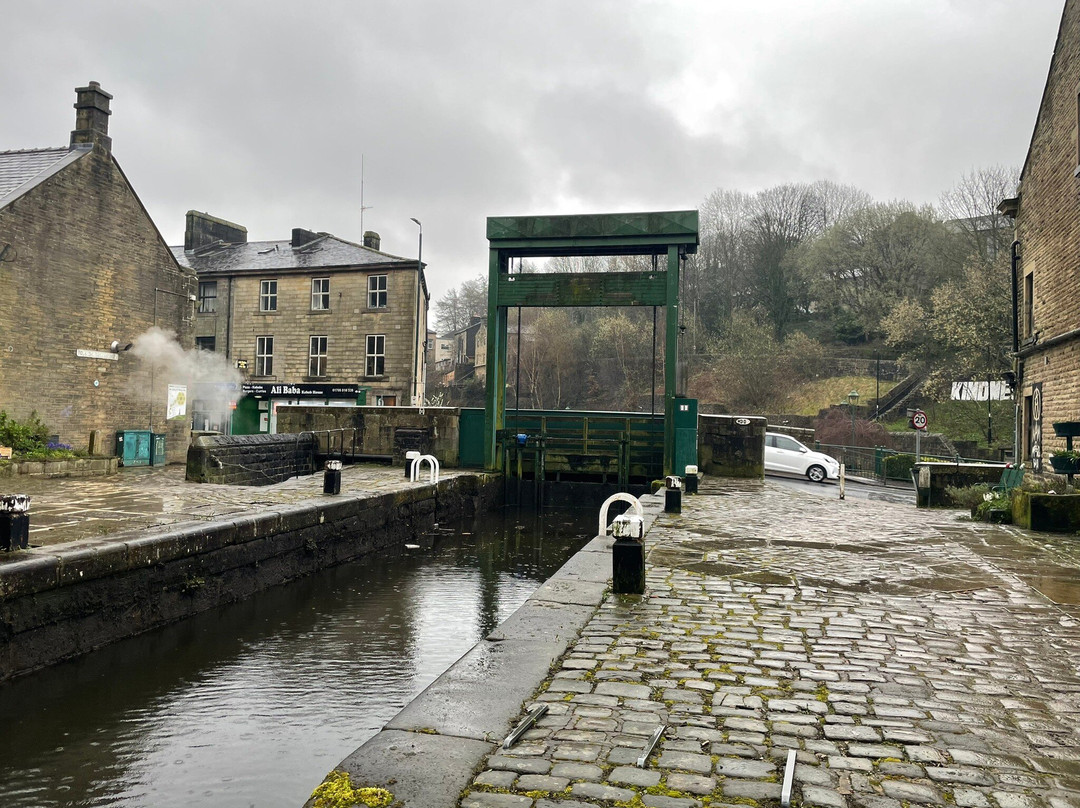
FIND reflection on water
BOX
[0,505,597,808]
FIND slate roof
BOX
[0,146,89,208]
[171,234,416,275]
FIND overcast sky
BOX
[3,1,1064,306]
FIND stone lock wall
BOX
[698,414,766,478]
[276,406,461,466]
[186,433,317,485]
[0,473,499,683]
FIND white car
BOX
[764,432,840,483]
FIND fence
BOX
[814,442,987,483]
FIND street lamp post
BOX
[410,218,423,407]
[848,389,860,448]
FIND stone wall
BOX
[186,433,317,484]
[912,462,1006,507]
[697,414,766,478]
[1013,491,1080,532]
[0,473,498,683]
[276,406,461,466]
[0,457,117,479]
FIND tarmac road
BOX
[766,471,916,505]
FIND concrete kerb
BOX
[324,491,665,808]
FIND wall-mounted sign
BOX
[76,349,118,361]
[241,383,361,400]
[167,384,188,419]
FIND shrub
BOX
[882,452,946,480]
[944,483,993,512]
[0,410,51,454]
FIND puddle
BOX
[650,547,705,567]
[771,539,888,554]
[903,576,987,593]
[1030,576,1080,605]
[732,570,795,586]
[681,561,753,577]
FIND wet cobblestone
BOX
[0,462,471,550]
[459,479,1080,808]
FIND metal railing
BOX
[814,442,995,483]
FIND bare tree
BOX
[433,273,488,333]
[744,183,823,338]
[938,165,1019,265]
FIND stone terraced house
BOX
[173,211,428,433]
[1000,0,1080,472]
[0,82,195,462]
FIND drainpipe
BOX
[1011,240,1021,461]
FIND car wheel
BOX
[806,465,826,483]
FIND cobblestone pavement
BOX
[0,463,466,551]
[462,479,1080,808]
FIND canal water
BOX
[0,504,600,808]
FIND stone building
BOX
[173,212,427,432]
[1000,0,1080,472]
[0,82,196,461]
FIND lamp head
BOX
[848,390,860,406]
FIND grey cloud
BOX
[1,0,1065,304]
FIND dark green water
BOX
[0,505,598,808]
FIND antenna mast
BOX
[360,154,374,234]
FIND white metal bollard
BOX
[410,454,440,484]
[598,493,644,538]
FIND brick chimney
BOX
[363,231,381,250]
[184,211,248,252]
[70,81,113,152]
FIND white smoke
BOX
[129,327,242,418]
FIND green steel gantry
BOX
[483,210,699,476]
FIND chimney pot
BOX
[70,81,113,152]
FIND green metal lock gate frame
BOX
[483,210,699,477]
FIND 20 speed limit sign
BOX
[911,410,928,430]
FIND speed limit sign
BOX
[911,410,928,430]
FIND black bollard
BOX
[611,514,645,594]
[323,460,342,495]
[684,464,699,495]
[0,494,31,551]
[664,476,682,514]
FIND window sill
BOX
[366,306,390,312]
[309,308,332,314]
[257,310,280,315]
[302,376,331,382]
